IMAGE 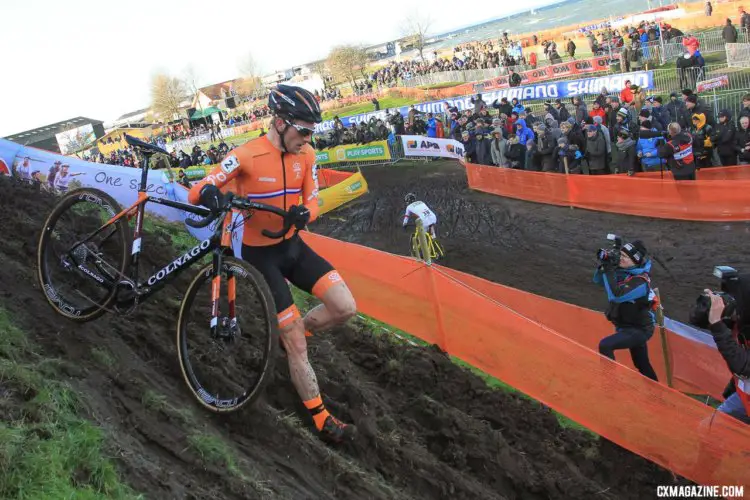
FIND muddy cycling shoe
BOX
[318,415,356,444]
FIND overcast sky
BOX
[1,0,559,137]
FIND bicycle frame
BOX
[66,155,239,335]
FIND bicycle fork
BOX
[210,215,238,340]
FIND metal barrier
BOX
[727,43,750,68]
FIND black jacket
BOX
[557,105,571,123]
[658,132,697,179]
[594,262,655,329]
[538,132,558,172]
[723,23,738,43]
[710,322,750,378]
[613,138,637,174]
[476,137,493,166]
[506,142,525,169]
[736,126,750,162]
[666,99,689,128]
[712,120,737,157]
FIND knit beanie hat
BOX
[622,240,648,266]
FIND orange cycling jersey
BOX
[187,135,320,247]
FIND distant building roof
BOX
[198,79,238,101]
[4,116,104,145]
[116,107,150,121]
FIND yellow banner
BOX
[317,171,368,214]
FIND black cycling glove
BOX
[287,205,311,230]
[198,184,223,213]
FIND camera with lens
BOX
[596,233,623,265]
[688,266,740,329]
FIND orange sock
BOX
[303,395,330,431]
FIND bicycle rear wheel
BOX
[37,188,130,322]
[177,257,278,413]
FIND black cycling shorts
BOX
[241,234,343,327]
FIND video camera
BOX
[596,233,623,265]
[688,266,740,328]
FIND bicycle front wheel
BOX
[177,257,278,413]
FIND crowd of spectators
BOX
[449,88,750,179]
[367,33,539,87]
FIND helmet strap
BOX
[272,115,291,153]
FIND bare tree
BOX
[401,11,433,61]
[235,53,263,98]
[150,72,187,122]
[326,44,369,88]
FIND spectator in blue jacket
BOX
[426,113,437,138]
[514,119,535,146]
[636,120,664,171]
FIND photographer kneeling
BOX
[692,268,750,424]
[593,237,659,381]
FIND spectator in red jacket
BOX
[620,80,634,104]
[590,101,607,121]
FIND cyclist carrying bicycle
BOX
[187,84,357,444]
[402,193,438,238]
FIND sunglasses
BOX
[285,120,315,137]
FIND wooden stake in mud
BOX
[654,288,674,387]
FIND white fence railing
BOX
[727,43,750,68]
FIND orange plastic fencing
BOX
[317,168,353,189]
[465,163,750,221]
[436,267,729,400]
[634,166,750,181]
[301,231,750,489]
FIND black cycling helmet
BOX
[405,193,416,204]
[268,84,322,124]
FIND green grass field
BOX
[321,96,418,121]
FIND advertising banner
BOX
[696,75,729,93]
[316,171,369,214]
[472,56,612,92]
[400,135,466,161]
[315,140,391,165]
[0,138,369,256]
[314,71,654,134]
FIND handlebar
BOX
[185,193,293,239]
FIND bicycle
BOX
[37,134,289,413]
[408,222,444,262]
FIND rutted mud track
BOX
[1,176,679,499]
[313,161,750,321]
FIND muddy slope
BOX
[0,176,674,499]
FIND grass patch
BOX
[188,432,240,472]
[187,431,273,496]
[142,389,195,426]
[141,214,200,256]
[419,81,465,90]
[0,307,143,500]
[322,96,420,121]
[91,347,116,368]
